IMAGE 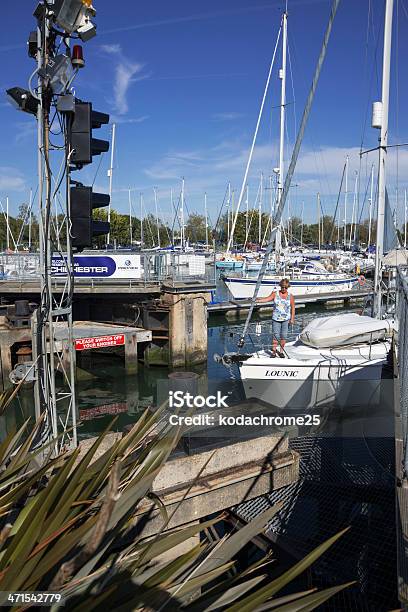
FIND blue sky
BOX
[2,0,408,225]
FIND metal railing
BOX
[395,266,408,606]
[0,250,216,286]
[396,266,408,475]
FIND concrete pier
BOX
[79,427,299,552]
[135,431,299,540]
[144,287,212,367]
[163,289,210,367]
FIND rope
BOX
[226,22,282,254]
[238,0,341,348]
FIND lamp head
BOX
[6,87,39,116]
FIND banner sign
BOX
[74,334,125,351]
[52,254,143,279]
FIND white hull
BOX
[224,275,359,299]
[240,340,390,410]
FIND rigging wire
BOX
[238,0,341,348]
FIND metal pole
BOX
[245,184,249,240]
[128,188,132,246]
[180,178,185,249]
[154,187,160,248]
[28,188,33,250]
[368,163,374,246]
[344,155,349,248]
[65,134,77,449]
[204,192,209,247]
[170,188,174,246]
[140,192,144,247]
[374,0,393,318]
[317,193,321,251]
[107,122,116,246]
[349,171,358,248]
[278,10,288,216]
[33,21,44,424]
[6,197,9,252]
[259,173,263,246]
[301,201,304,247]
[227,181,231,246]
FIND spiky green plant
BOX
[0,408,352,610]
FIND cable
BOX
[239,0,341,348]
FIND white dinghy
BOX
[299,313,393,348]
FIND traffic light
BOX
[70,185,110,250]
[69,101,109,168]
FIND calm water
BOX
[69,272,363,440]
[8,272,364,440]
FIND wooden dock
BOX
[208,288,372,317]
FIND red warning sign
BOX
[74,334,125,351]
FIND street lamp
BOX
[53,0,96,40]
[6,87,39,115]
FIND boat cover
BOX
[299,313,393,348]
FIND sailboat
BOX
[223,265,358,299]
[225,0,395,410]
[222,9,358,300]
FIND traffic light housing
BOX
[70,185,110,250]
[69,101,109,167]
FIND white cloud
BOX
[140,138,408,222]
[0,167,26,192]
[101,44,146,116]
[212,112,244,121]
[111,115,149,125]
[14,121,37,144]
[100,44,121,55]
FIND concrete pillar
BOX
[162,291,210,367]
[125,332,138,374]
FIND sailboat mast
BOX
[170,188,174,245]
[259,172,263,245]
[343,155,348,248]
[226,182,231,246]
[317,193,321,251]
[368,164,374,246]
[128,189,132,246]
[278,10,288,216]
[245,185,249,240]
[107,122,116,246]
[140,192,144,247]
[349,171,358,248]
[180,178,185,249]
[6,197,9,252]
[373,0,393,318]
[154,187,160,248]
[204,192,209,247]
[404,188,407,249]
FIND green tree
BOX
[185,213,206,242]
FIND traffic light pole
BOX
[33,3,78,450]
[11,1,106,451]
